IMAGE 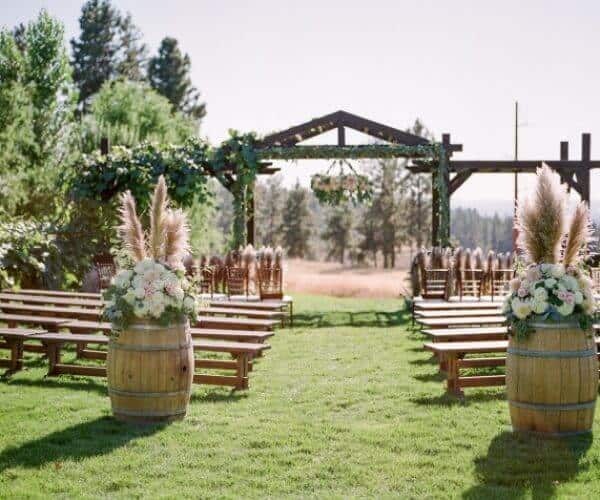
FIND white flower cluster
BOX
[503,263,595,321]
[104,259,198,328]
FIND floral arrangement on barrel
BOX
[503,165,594,338]
[103,176,198,333]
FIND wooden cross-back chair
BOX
[199,266,215,297]
[456,268,486,301]
[226,267,249,298]
[422,269,450,300]
[257,266,283,301]
[92,253,116,291]
[489,268,515,301]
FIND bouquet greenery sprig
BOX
[504,165,595,339]
[103,176,198,332]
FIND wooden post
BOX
[559,141,570,191]
[100,137,110,155]
[580,133,591,204]
[337,126,346,146]
[246,182,255,246]
[440,134,452,246]
[431,172,439,246]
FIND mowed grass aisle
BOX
[1,294,600,498]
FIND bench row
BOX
[0,327,270,390]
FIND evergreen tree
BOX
[116,13,146,81]
[147,37,206,122]
[255,175,284,247]
[321,205,353,264]
[71,0,145,108]
[280,181,312,258]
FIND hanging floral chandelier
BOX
[310,159,373,205]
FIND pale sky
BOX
[4,0,600,215]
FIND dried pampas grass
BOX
[118,191,146,262]
[116,176,190,269]
[149,175,168,261]
[163,209,190,270]
[563,202,591,267]
[517,164,566,264]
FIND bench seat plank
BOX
[0,302,102,320]
[417,316,507,328]
[0,293,103,308]
[415,309,502,319]
[199,306,284,320]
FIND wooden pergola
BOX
[250,110,451,244]
[408,133,600,246]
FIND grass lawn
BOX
[1,293,600,498]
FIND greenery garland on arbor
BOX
[72,135,447,249]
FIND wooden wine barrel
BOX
[506,320,598,436]
[107,320,194,424]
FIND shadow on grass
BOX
[292,310,408,330]
[463,431,593,499]
[0,416,164,472]
[411,391,505,406]
[2,377,107,396]
[190,389,248,403]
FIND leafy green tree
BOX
[0,10,76,217]
[79,79,196,152]
[71,0,145,108]
[147,37,206,122]
[321,205,353,264]
[280,181,312,258]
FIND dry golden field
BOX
[284,256,411,298]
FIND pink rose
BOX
[518,287,528,298]
[564,292,575,305]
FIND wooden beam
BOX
[337,126,346,146]
[449,170,472,195]
[579,133,591,203]
[246,182,255,246]
[408,159,600,174]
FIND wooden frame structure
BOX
[253,110,458,245]
[408,133,599,246]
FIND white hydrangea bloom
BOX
[551,264,565,279]
[556,301,575,316]
[531,300,548,315]
[533,287,548,302]
[511,298,532,320]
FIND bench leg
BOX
[446,354,464,397]
[11,339,24,372]
[46,342,62,376]
[235,353,249,390]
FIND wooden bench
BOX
[209,300,287,311]
[422,326,509,342]
[2,289,102,299]
[196,315,278,331]
[0,328,46,372]
[0,302,102,320]
[416,316,507,329]
[32,333,269,390]
[0,313,69,332]
[424,338,600,397]
[62,320,274,344]
[199,306,284,320]
[0,293,103,308]
[414,300,505,311]
[415,308,502,319]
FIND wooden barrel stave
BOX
[107,321,194,423]
[507,322,598,436]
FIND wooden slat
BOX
[193,373,246,387]
[0,302,102,320]
[417,316,507,328]
[458,375,506,388]
[458,357,506,369]
[3,289,101,299]
[199,307,284,320]
[415,308,502,319]
[0,293,102,308]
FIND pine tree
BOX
[115,13,146,81]
[147,37,206,122]
[321,205,353,264]
[280,181,312,258]
[71,0,145,108]
[255,175,284,247]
